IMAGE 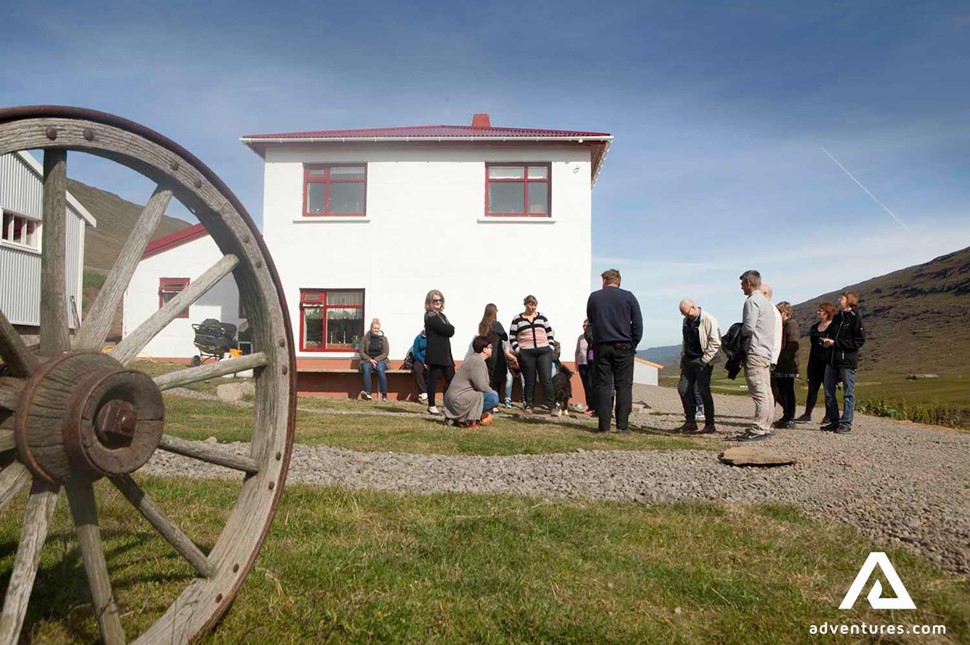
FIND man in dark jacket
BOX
[586,268,643,433]
[821,290,866,433]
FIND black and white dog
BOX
[552,364,574,416]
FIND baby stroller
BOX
[191,318,238,366]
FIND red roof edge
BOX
[142,223,208,259]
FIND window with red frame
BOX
[486,164,550,217]
[303,165,367,216]
[300,289,364,351]
[159,278,190,319]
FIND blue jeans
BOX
[361,359,388,395]
[483,390,499,412]
[823,365,856,425]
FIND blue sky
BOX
[4,0,969,347]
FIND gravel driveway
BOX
[147,385,970,575]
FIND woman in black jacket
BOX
[423,289,455,415]
[796,302,834,423]
[772,302,800,428]
[477,303,516,401]
[821,291,866,433]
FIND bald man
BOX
[676,299,721,433]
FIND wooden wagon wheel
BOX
[0,106,295,644]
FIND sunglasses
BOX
[432,298,442,303]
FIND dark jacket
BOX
[358,332,389,362]
[485,320,509,378]
[721,322,746,380]
[586,287,643,345]
[807,323,828,380]
[825,308,866,370]
[424,311,455,366]
[774,317,800,375]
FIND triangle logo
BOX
[839,552,916,610]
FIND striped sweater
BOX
[510,312,555,352]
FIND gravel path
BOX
[149,385,970,575]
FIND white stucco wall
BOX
[123,235,243,359]
[261,143,594,361]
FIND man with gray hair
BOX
[737,270,775,441]
[676,299,720,433]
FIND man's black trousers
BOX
[593,342,635,432]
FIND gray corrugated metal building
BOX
[0,151,96,328]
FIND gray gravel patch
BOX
[149,385,970,575]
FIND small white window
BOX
[1,210,41,250]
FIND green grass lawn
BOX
[164,395,710,456]
[3,480,966,644]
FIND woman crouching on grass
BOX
[444,336,499,428]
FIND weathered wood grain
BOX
[0,310,38,377]
[111,474,213,578]
[0,462,30,513]
[153,353,266,391]
[158,435,258,474]
[0,481,59,644]
[76,187,173,351]
[39,149,70,356]
[0,378,24,411]
[111,254,239,366]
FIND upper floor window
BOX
[486,164,550,217]
[1,210,41,250]
[300,289,364,352]
[303,164,367,217]
[159,278,190,319]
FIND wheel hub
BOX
[14,352,164,483]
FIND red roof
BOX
[241,124,611,140]
[142,223,208,259]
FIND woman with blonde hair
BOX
[423,289,455,415]
[358,318,389,401]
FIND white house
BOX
[239,113,612,396]
[1,151,96,331]
[122,224,246,360]
[633,357,662,387]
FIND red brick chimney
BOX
[471,113,491,128]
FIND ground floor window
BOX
[159,278,190,318]
[300,289,364,351]
[1,209,41,250]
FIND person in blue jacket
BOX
[411,330,428,404]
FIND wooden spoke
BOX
[0,377,24,412]
[158,435,259,474]
[0,462,31,513]
[75,187,173,351]
[0,310,39,377]
[111,254,240,365]
[0,480,59,644]
[39,149,70,357]
[66,481,126,645]
[0,429,13,453]
[110,475,213,578]
[153,352,267,391]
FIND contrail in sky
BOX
[820,146,907,230]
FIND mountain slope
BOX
[791,246,970,376]
[68,179,190,274]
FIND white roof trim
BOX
[14,151,98,228]
[240,134,613,144]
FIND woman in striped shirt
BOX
[510,295,556,412]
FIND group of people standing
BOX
[675,269,866,442]
[358,270,645,432]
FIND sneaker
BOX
[675,422,698,433]
[418,393,428,404]
[794,414,812,423]
[737,430,772,442]
[820,422,839,431]
[698,424,717,434]
[773,419,794,429]
[480,412,493,426]
[381,394,388,402]
[361,392,372,401]
[834,423,852,434]
[503,398,512,408]
[523,405,534,414]
[428,406,441,415]
[465,421,480,429]
[584,409,594,417]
